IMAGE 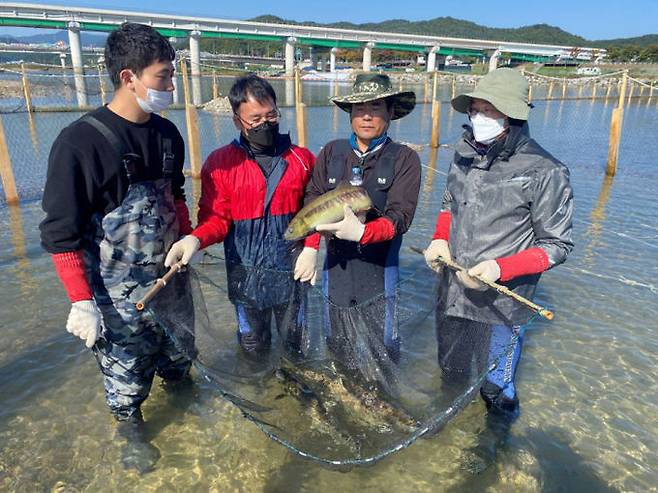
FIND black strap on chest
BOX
[81,114,175,181]
[326,139,401,211]
[264,155,287,211]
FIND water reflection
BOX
[583,174,614,265]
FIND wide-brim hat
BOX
[451,68,531,120]
[331,73,416,120]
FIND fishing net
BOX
[146,245,520,467]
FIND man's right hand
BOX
[165,235,200,267]
[66,300,102,348]
[294,247,318,285]
[424,239,452,271]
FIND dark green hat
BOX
[451,68,531,120]
[331,73,416,120]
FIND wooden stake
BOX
[430,100,441,148]
[431,71,438,112]
[528,82,533,103]
[451,76,456,99]
[591,82,597,100]
[0,115,19,205]
[97,64,106,106]
[562,78,567,98]
[181,60,201,178]
[296,102,307,148]
[605,82,612,100]
[212,70,219,100]
[606,71,627,177]
[20,63,33,112]
[626,80,634,105]
[547,81,554,100]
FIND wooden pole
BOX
[591,82,597,100]
[97,64,106,106]
[409,246,554,320]
[0,115,19,205]
[431,71,438,112]
[424,76,430,104]
[626,79,634,105]
[528,81,533,103]
[181,60,201,178]
[212,70,219,100]
[20,63,33,112]
[562,78,567,98]
[605,71,628,177]
[430,99,441,148]
[605,81,613,100]
[547,81,554,100]
[296,102,307,148]
[451,75,456,99]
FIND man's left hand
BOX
[315,205,366,242]
[456,259,501,290]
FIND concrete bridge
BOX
[0,2,605,105]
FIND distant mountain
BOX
[250,15,655,48]
[592,34,658,47]
[0,35,19,44]
[3,31,106,46]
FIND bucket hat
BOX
[331,73,416,120]
[451,68,531,120]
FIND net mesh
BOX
[146,250,521,466]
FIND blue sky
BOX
[2,0,656,40]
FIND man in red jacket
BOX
[166,75,316,355]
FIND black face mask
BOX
[245,121,279,150]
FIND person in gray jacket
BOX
[423,68,574,417]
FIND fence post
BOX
[0,115,19,205]
[626,79,634,105]
[294,68,306,147]
[180,60,202,178]
[605,71,628,177]
[97,64,106,106]
[430,99,441,148]
[431,71,438,112]
[20,63,33,113]
[212,70,219,100]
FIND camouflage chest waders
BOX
[82,116,192,421]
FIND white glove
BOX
[165,235,200,267]
[424,239,452,271]
[315,205,366,242]
[66,300,102,348]
[294,247,318,285]
[456,259,501,290]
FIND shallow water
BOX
[1,90,657,491]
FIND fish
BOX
[294,363,421,433]
[284,182,373,241]
[274,366,326,412]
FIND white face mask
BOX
[470,112,506,144]
[134,77,173,113]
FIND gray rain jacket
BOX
[438,123,574,326]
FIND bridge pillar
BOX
[309,46,317,70]
[489,49,501,72]
[330,47,337,73]
[427,46,439,72]
[362,42,374,72]
[67,22,88,108]
[189,30,202,105]
[285,37,296,77]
